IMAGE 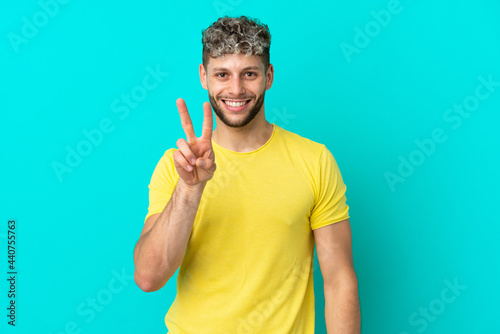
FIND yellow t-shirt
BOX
[145,124,349,334]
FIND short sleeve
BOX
[310,146,350,230]
[144,148,179,223]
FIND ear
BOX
[199,63,208,90]
[265,64,274,91]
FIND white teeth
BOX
[224,100,248,107]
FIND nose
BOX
[228,76,244,96]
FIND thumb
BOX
[196,157,215,172]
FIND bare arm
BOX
[133,179,206,292]
[134,99,215,292]
[314,219,361,333]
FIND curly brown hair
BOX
[201,16,271,72]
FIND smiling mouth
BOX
[222,99,251,107]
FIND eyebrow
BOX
[212,66,262,72]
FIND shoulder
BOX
[162,147,177,159]
[150,148,179,183]
[275,125,329,159]
[154,147,179,165]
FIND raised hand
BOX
[173,98,216,186]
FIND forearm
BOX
[324,273,361,334]
[134,179,206,291]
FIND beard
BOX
[208,88,266,128]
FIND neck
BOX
[212,115,274,153]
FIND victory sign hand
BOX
[173,98,216,186]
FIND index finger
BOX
[176,98,196,142]
[201,102,213,140]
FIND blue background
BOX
[1,0,499,333]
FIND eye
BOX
[215,73,226,78]
[245,72,256,77]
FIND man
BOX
[133,16,360,334]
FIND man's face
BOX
[200,53,273,128]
